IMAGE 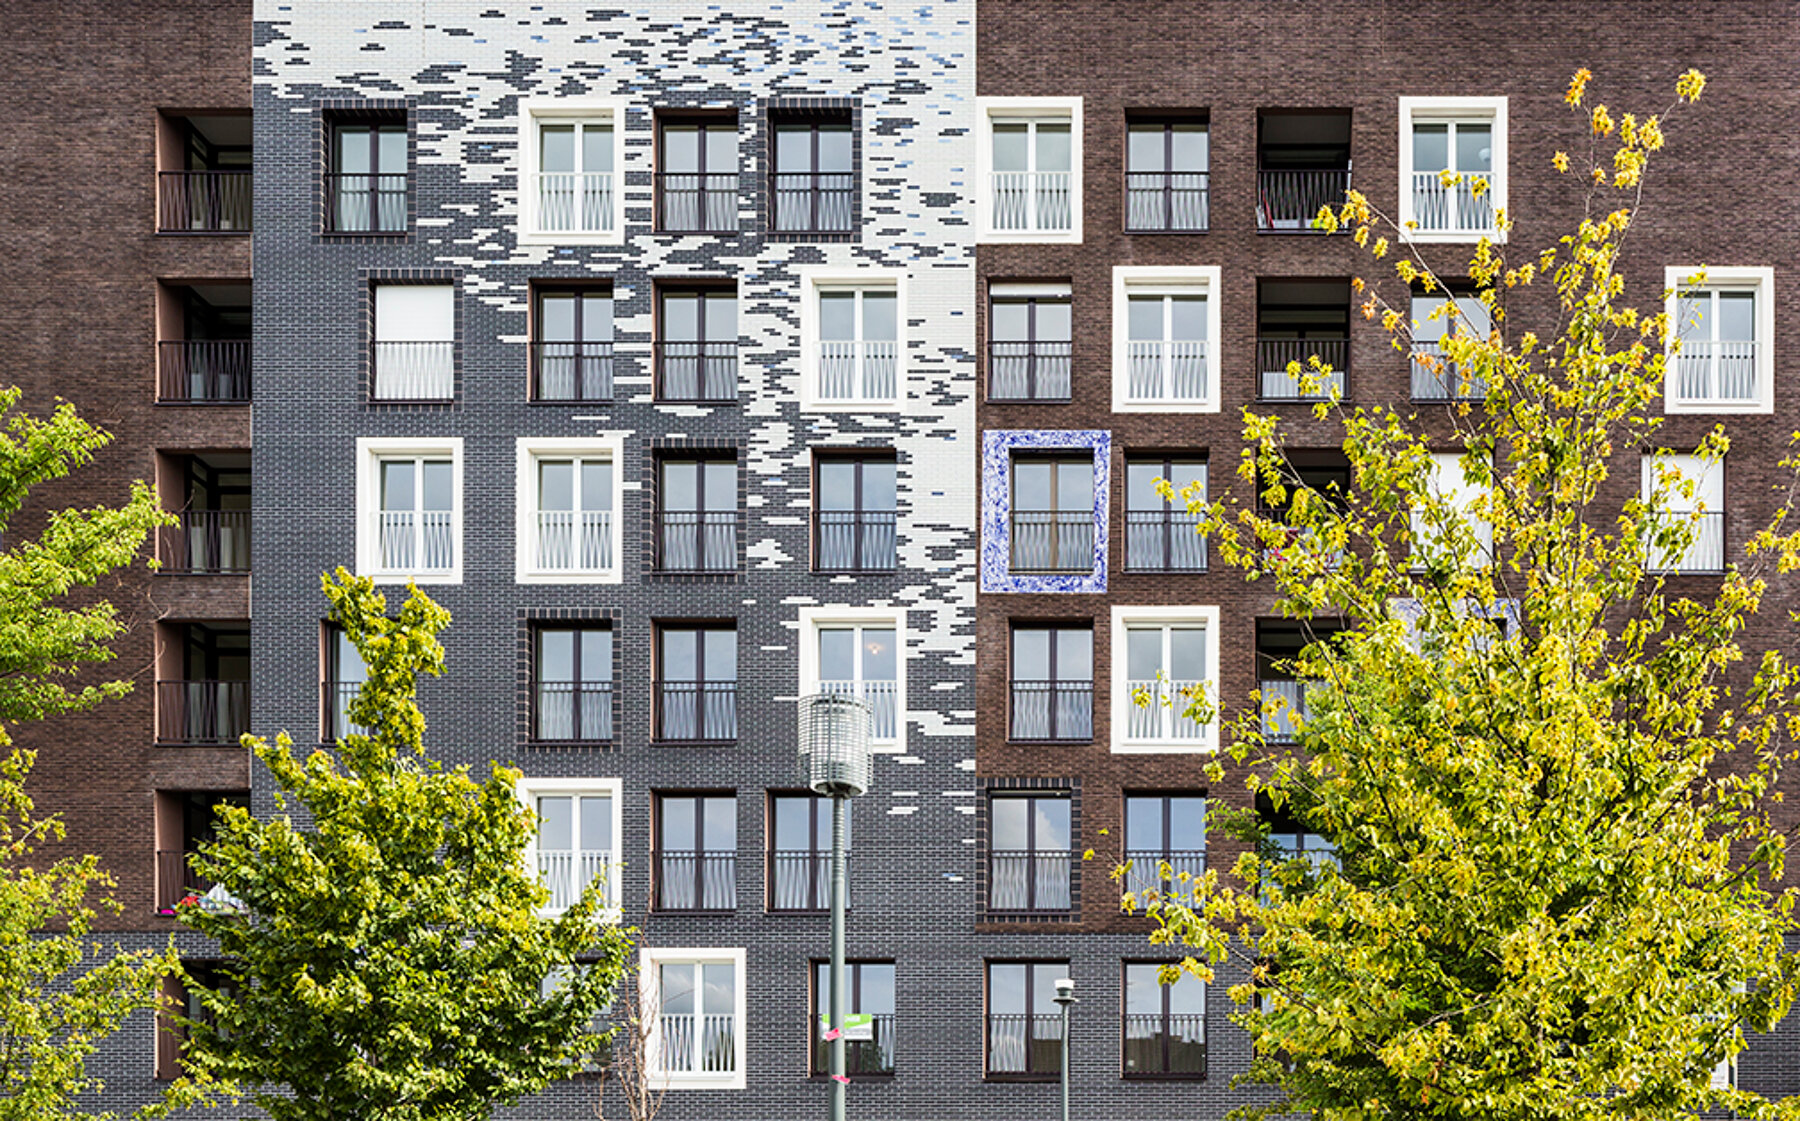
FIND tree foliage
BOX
[171,570,632,1121]
[1120,71,1800,1121]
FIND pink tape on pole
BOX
[832,1075,851,1085]
[822,1028,842,1041]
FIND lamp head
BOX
[1052,977,1077,1006]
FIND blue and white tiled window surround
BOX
[981,429,1111,593]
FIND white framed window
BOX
[1641,453,1725,574]
[517,98,626,244]
[1110,605,1220,754]
[640,946,747,1090]
[976,97,1082,243]
[515,436,625,584]
[373,284,455,401]
[797,268,905,411]
[1412,451,1492,567]
[1397,97,1506,243]
[355,437,463,584]
[1665,266,1774,414]
[1409,291,1492,402]
[796,606,906,751]
[516,776,622,921]
[1112,266,1221,412]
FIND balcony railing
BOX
[772,172,855,233]
[160,510,251,574]
[815,510,897,572]
[813,1012,894,1076]
[659,1012,737,1074]
[656,341,737,402]
[817,679,897,740]
[1127,340,1208,402]
[1123,1014,1207,1077]
[532,171,615,233]
[1410,171,1493,235]
[537,847,612,911]
[1646,510,1726,574]
[657,173,737,233]
[155,680,250,745]
[373,510,455,572]
[1125,170,1210,232]
[818,340,897,402]
[1123,678,1208,743]
[326,172,408,233]
[991,171,1072,233]
[988,850,1073,912]
[323,680,371,742]
[158,171,252,233]
[1123,849,1207,895]
[987,1013,1063,1075]
[1259,679,1319,744]
[655,511,738,572]
[770,850,842,912]
[1125,511,1206,572]
[1257,168,1351,232]
[534,509,613,572]
[654,851,736,911]
[987,340,1072,401]
[530,341,614,402]
[1674,340,1759,406]
[158,340,251,403]
[1009,680,1093,741]
[1410,342,1486,401]
[155,850,210,914]
[1010,510,1093,572]
[655,681,738,741]
[1258,338,1348,400]
[533,680,614,743]
[373,341,455,401]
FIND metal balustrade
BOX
[155,850,209,914]
[326,172,409,233]
[160,510,251,574]
[372,341,455,400]
[374,510,455,572]
[155,680,250,745]
[655,851,737,911]
[770,851,845,912]
[816,679,896,740]
[1257,169,1350,232]
[1257,338,1348,400]
[1674,340,1759,406]
[987,341,1072,401]
[1123,849,1207,892]
[1124,511,1206,572]
[158,340,251,403]
[1646,510,1726,574]
[1126,339,1208,401]
[1009,680,1093,741]
[655,681,738,741]
[158,171,252,233]
[1124,678,1208,742]
[818,340,897,401]
[655,511,739,572]
[986,1013,1063,1075]
[658,1012,738,1074]
[536,848,612,910]
[1125,171,1210,232]
[771,172,855,233]
[1410,342,1486,401]
[655,341,738,401]
[990,171,1072,233]
[1411,172,1493,234]
[1009,511,1094,572]
[530,342,614,401]
[533,171,615,233]
[1123,1014,1207,1077]
[812,1012,894,1076]
[532,681,614,743]
[323,681,372,742]
[1259,679,1316,744]
[535,510,613,572]
[657,173,737,232]
[814,511,897,571]
[988,850,1073,912]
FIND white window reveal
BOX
[642,947,747,1090]
[515,437,625,585]
[1666,267,1775,413]
[518,778,620,916]
[1413,451,1492,565]
[1398,97,1506,242]
[356,437,462,585]
[977,98,1082,243]
[519,99,626,243]
[799,607,906,750]
[373,284,455,400]
[799,270,906,410]
[1112,267,1222,412]
[1641,453,1725,574]
[1110,606,1221,753]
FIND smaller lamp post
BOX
[1052,977,1078,1121]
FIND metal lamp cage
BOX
[798,693,873,797]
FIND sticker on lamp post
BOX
[819,1013,875,1041]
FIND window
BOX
[542,964,614,1073]
[157,111,252,234]
[356,438,462,583]
[770,110,854,234]
[1260,797,1338,882]
[322,625,368,743]
[657,287,737,402]
[988,794,1072,913]
[981,429,1111,595]
[519,777,620,915]
[1125,115,1208,232]
[519,100,624,241]
[531,286,614,402]
[372,284,455,401]
[1010,625,1092,741]
[799,608,903,747]
[1413,452,1492,566]
[1257,110,1351,233]
[1122,963,1207,1078]
[769,794,846,913]
[1642,453,1725,574]
[802,274,900,408]
[655,793,737,911]
[1124,457,1206,572]
[1258,279,1350,401]
[1123,795,1206,897]
[532,626,614,743]
[156,623,251,746]
[517,437,622,582]
[641,947,746,1089]
[1256,620,1335,744]
[1398,97,1506,241]
[155,281,252,404]
[154,791,247,914]
[1010,455,1095,573]
[156,962,236,1080]
[811,961,894,1076]
[656,456,738,572]
[978,98,1081,242]
[814,453,897,572]
[1259,454,1351,569]
[988,283,1073,402]
[1410,290,1490,401]
[1113,267,1221,411]
[1111,606,1220,752]
[1665,267,1775,413]
[326,115,407,234]
[657,114,737,233]
[656,625,737,741]
[986,962,1068,1077]
[158,451,251,574]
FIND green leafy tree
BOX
[1118,70,1800,1121]
[0,389,176,1119]
[170,570,632,1121]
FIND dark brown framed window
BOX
[1256,109,1351,233]
[326,115,407,233]
[988,793,1072,913]
[1258,452,1352,568]
[156,961,236,1081]
[159,452,251,573]
[323,625,368,743]
[769,794,848,912]
[988,286,1072,401]
[532,286,614,402]
[654,792,737,911]
[1009,624,1092,742]
[985,961,1068,1078]
[810,960,895,1076]
[656,455,739,572]
[656,286,738,402]
[1258,279,1350,401]
[1010,454,1094,573]
[657,113,737,232]
[154,791,246,914]
[157,111,252,234]
[814,453,896,572]
[1123,794,1206,897]
[655,624,737,742]
[1122,962,1207,1078]
[1125,115,1209,232]
[770,111,854,233]
[156,282,252,403]
[532,626,613,744]
[1256,619,1336,745]
[1124,456,1207,572]
[156,623,250,746]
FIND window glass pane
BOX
[1012,628,1050,680]
[661,797,696,847]
[704,629,737,681]
[1035,122,1071,173]
[1128,295,1165,341]
[1126,124,1164,174]
[582,123,613,173]
[582,629,612,681]
[1056,628,1093,681]
[773,798,811,850]
[703,963,736,1017]
[1124,963,1161,1015]
[819,291,856,341]
[538,795,573,850]
[703,461,736,510]
[1677,291,1709,344]
[538,292,576,342]
[1169,627,1208,681]
[1031,963,1065,1009]
[1455,122,1492,173]
[1055,460,1093,512]
[1125,796,1163,852]
[818,124,853,172]
[420,460,453,511]
[991,122,1028,172]
[775,124,813,172]
[818,461,856,511]
[662,461,698,511]
[1012,460,1052,509]
[1127,627,1163,680]
[1169,797,1206,851]
[992,798,1029,849]
[335,126,371,174]
[1127,464,1169,512]
[1035,798,1071,851]
[540,124,575,172]
[538,629,575,681]
[988,963,1027,1013]
[580,460,612,511]
[662,292,699,341]
[703,125,736,170]
[380,460,414,511]
[862,628,897,682]
[661,630,698,681]
[861,291,897,341]
[1169,295,1207,340]
[1035,298,1072,342]
[335,631,367,684]
[1169,123,1208,171]
[1454,295,1492,337]
[818,628,856,674]
[660,962,696,1015]
[580,796,611,852]
[1412,122,1448,172]
[582,293,613,341]
[863,460,897,511]
[539,460,574,512]
[704,293,736,338]
[377,128,407,172]
[990,299,1030,342]
[702,796,737,850]
[663,125,700,172]
[1719,291,1756,341]
[861,963,896,1015]
[1167,970,1206,1015]
[1169,460,1207,498]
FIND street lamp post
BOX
[798,693,873,1121]
[1052,977,1078,1121]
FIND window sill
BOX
[367,397,459,407]
[523,739,616,749]
[1112,740,1217,755]
[1111,399,1221,415]
[650,908,739,917]
[651,739,739,748]
[1122,1071,1207,1082]
[1124,226,1210,236]
[1006,737,1094,746]
[517,570,623,586]
[517,229,625,247]
[155,228,252,237]
[153,399,252,407]
[983,1072,1061,1083]
[808,1072,894,1081]
[986,396,1073,405]
[977,231,1083,246]
[813,567,900,576]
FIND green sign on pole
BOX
[818,1012,875,1041]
